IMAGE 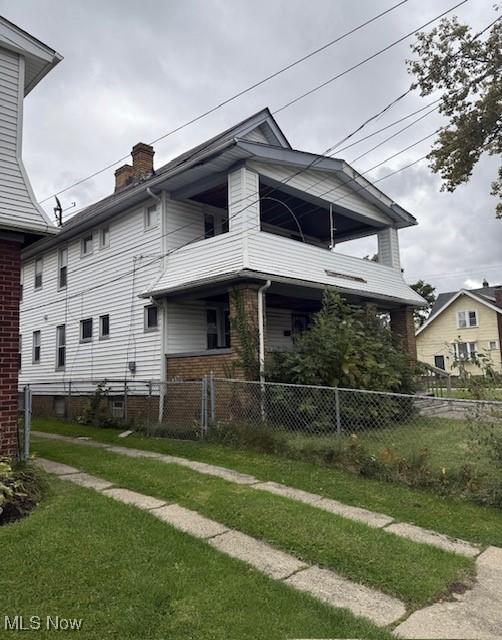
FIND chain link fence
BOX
[19,376,502,474]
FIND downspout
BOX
[258,280,271,384]
[146,187,161,203]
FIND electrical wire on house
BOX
[37,0,466,206]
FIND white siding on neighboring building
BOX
[166,301,207,354]
[0,47,55,236]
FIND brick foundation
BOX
[390,305,417,359]
[0,238,22,457]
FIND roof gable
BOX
[416,289,502,336]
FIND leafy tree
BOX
[411,280,436,326]
[267,291,415,393]
[407,13,502,216]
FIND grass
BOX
[33,418,502,547]
[33,437,473,609]
[0,478,392,640]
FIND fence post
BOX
[209,371,215,424]
[67,381,72,420]
[200,376,208,438]
[335,387,341,437]
[23,385,31,461]
[147,381,152,432]
[124,380,128,423]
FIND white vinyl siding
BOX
[20,202,163,386]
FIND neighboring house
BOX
[0,16,61,457]
[416,284,502,375]
[19,108,424,419]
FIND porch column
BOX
[229,283,263,380]
[377,227,401,270]
[390,305,417,360]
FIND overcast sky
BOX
[3,0,501,294]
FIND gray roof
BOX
[429,285,502,319]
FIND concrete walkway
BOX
[32,430,483,558]
[35,457,406,627]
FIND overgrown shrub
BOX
[77,381,120,427]
[0,458,46,525]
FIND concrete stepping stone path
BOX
[34,457,406,627]
[32,431,483,559]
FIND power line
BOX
[272,0,468,115]
[38,0,410,205]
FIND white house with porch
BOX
[19,109,424,416]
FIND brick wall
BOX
[0,238,21,457]
[167,351,238,381]
[390,305,417,359]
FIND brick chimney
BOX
[114,164,134,192]
[131,142,154,180]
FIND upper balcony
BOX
[143,165,423,308]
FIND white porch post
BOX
[377,227,401,270]
[227,166,260,268]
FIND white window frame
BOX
[81,233,94,257]
[144,203,160,230]
[99,226,110,249]
[58,247,68,289]
[34,257,43,289]
[453,341,477,361]
[55,324,66,370]
[99,314,110,340]
[489,340,498,351]
[80,318,93,343]
[206,306,230,349]
[457,310,478,329]
[144,304,158,332]
[32,330,41,364]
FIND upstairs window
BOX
[206,307,230,349]
[34,257,43,289]
[56,324,66,369]
[144,203,159,230]
[80,318,93,343]
[32,330,41,363]
[204,213,215,239]
[99,226,110,249]
[144,305,158,331]
[58,248,68,289]
[99,314,110,339]
[81,233,93,256]
[457,310,478,328]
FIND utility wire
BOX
[38,0,409,205]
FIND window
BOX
[453,341,476,361]
[99,226,110,249]
[81,233,93,256]
[56,325,66,369]
[80,318,93,342]
[34,257,43,289]
[144,305,158,331]
[434,355,445,370]
[18,334,22,370]
[99,314,110,339]
[489,340,498,350]
[206,307,230,349]
[292,313,310,337]
[144,203,159,230]
[204,213,215,239]
[58,248,68,289]
[457,310,478,328]
[32,330,41,363]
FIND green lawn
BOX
[0,478,392,640]
[33,418,502,547]
[33,437,472,609]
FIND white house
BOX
[19,109,424,418]
[0,16,61,456]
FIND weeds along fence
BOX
[20,377,502,468]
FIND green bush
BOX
[0,458,45,525]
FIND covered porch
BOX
[160,278,417,382]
